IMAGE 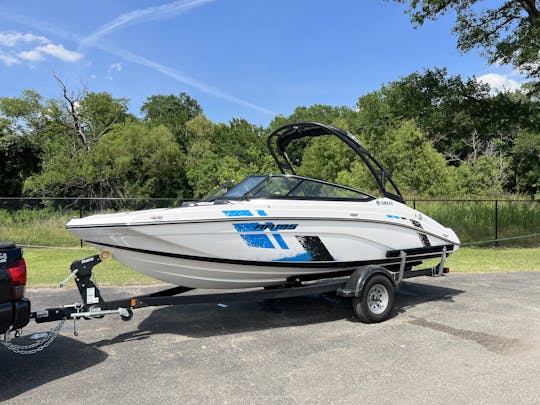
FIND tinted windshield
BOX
[215,175,372,201]
[246,176,371,200]
[219,176,267,199]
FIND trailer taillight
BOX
[7,258,27,300]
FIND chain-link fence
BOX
[410,199,539,247]
[0,197,538,248]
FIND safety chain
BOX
[0,319,66,355]
[0,251,115,355]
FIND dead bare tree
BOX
[445,130,509,190]
[53,73,91,153]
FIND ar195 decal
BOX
[254,223,298,231]
[233,222,298,232]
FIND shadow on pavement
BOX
[0,281,463,401]
[91,281,464,346]
[0,335,108,402]
[395,281,462,307]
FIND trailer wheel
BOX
[352,275,394,323]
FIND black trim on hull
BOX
[386,244,454,258]
[87,240,454,269]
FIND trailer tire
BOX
[352,275,394,323]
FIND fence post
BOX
[494,199,499,248]
[79,201,83,248]
[413,199,416,210]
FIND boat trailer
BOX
[3,247,449,353]
[34,246,449,326]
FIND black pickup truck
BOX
[0,243,31,335]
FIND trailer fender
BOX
[336,266,395,298]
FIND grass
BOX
[414,200,540,248]
[22,246,540,287]
[446,247,540,273]
[24,248,157,287]
[0,209,81,247]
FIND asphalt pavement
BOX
[1,272,539,404]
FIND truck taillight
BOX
[7,258,27,300]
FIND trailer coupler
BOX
[31,251,133,326]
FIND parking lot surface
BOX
[1,272,539,404]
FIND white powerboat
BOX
[66,122,460,289]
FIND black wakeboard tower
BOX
[267,122,405,203]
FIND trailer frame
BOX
[30,247,449,327]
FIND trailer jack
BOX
[32,252,137,328]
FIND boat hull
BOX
[89,239,452,288]
[68,202,459,288]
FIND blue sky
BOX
[0,0,523,126]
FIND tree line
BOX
[2,0,539,201]
[0,67,538,200]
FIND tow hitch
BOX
[33,251,134,332]
[1,251,132,354]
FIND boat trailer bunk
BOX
[30,244,451,332]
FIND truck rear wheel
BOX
[352,275,394,323]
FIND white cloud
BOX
[477,73,522,93]
[18,48,45,61]
[0,31,49,47]
[35,43,83,62]
[106,62,123,80]
[110,62,122,72]
[0,52,20,66]
[0,30,83,66]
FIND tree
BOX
[185,118,274,197]
[269,104,355,131]
[90,123,188,198]
[0,90,46,196]
[78,92,131,145]
[0,135,40,197]
[377,121,456,196]
[141,93,202,150]
[392,1,540,87]
[298,121,454,197]
[509,129,540,194]
[353,68,502,156]
[351,68,540,195]
[23,122,187,199]
[53,75,131,153]
[454,156,506,196]
[0,90,44,136]
[298,136,358,185]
